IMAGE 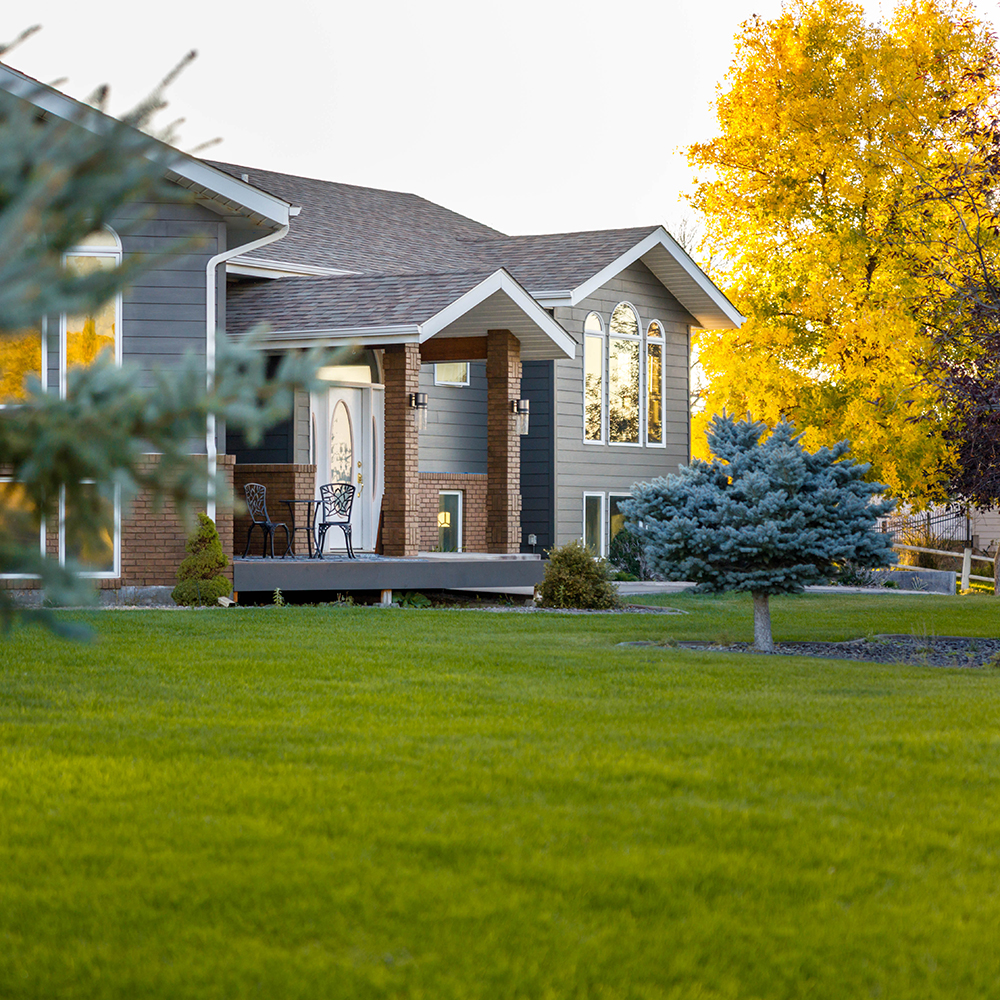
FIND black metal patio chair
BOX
[315,482,356,559]
[242,482,290,558]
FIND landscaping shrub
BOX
[608,525,652,581]
[171,514,231,607]
[537,539,621,610]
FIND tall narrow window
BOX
[646,320,664,445]
[61,229,122,396]
[438,491,462,552]
[62,482,118,576]
[0,323,43,405]
[583,493,605,556]
[608,303,641,444]
[609,494,631,545]
[584,312,603,441]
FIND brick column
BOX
[382,343,421,556]
[486,329,522,553]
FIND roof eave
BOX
[544,227,744,330]
[0,63,293,230]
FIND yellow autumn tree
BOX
[688,0,999,503]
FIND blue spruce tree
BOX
[622,415,896,652]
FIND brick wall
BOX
[486,330,522,553]
[232,463,316,558]
[2,454,235,591]
[383,344,421,556]
[417,473,487,552]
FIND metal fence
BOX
[878,506,970,545]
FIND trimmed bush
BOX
[172,514,232,607]
[608,525,650,581]
[537,539,621,610]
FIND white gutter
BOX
[205,221,293,519]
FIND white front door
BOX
[311,383,384,553]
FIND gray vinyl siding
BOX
[519,360,555,553]
[553,259,693,546]
[418,362,487,474]
[115,202,221,389]
[293,388,311,464]
[39,199,223,454]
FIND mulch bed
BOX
[662,635,1000,668]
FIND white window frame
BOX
[583,311,605,445]
[583,491,606,557]
[59,482,121,580]
[434,362,470,387]
[645,319,667,449]
[438,490,463,552]
[59,226,123,399]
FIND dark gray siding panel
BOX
[417,362,488,474]
[519,360,555,553]
[553,259,694,546]
[228,418,294,464]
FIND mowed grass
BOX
[2,595,1000,999]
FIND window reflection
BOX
[65,254,117,373]
[0,481,43,560]
[0,327,42,404]
[64,483,115,574]
[584,336,603,441]
[647,342,663,444]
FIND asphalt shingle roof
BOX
[208,160,661,296]
[226,271,499,335]
[208,161,504,274]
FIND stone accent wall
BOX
[486,329,522,554]
[232,463,316,558]
[418,473,488,553]
[383,344,421,556]
[1,454,235,591]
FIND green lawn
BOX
[2,594,999,999]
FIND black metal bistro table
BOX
[282,499,320,558]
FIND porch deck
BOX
[233,551,545,600]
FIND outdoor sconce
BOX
[438,511,451,528]
[409,392,428,432]
[511,398,530,435]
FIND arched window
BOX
[61,227,122,397]
[583,311,604,441]
[608,303,641,444]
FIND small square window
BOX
[434,362,470,386]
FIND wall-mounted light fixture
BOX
[409,392,428,431]
[437,511,451,528]
[511,398,530,436]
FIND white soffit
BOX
[538,227,744,331]
[419,270,575,360]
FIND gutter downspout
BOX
[205,220,293,520]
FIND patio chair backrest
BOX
[319,482,355,522]
[244,483,271,524]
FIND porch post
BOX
[382,343,421,557]
[486,329,522,554]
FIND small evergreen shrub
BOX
[537,539,621,610]
[608,525,650,581]
[171,514,232,607]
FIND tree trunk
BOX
[752,591,774,653]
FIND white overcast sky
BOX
[6,0,1000,237]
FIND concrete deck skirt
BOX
[233,553,545,595]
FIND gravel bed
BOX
[670,635,1000,668]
